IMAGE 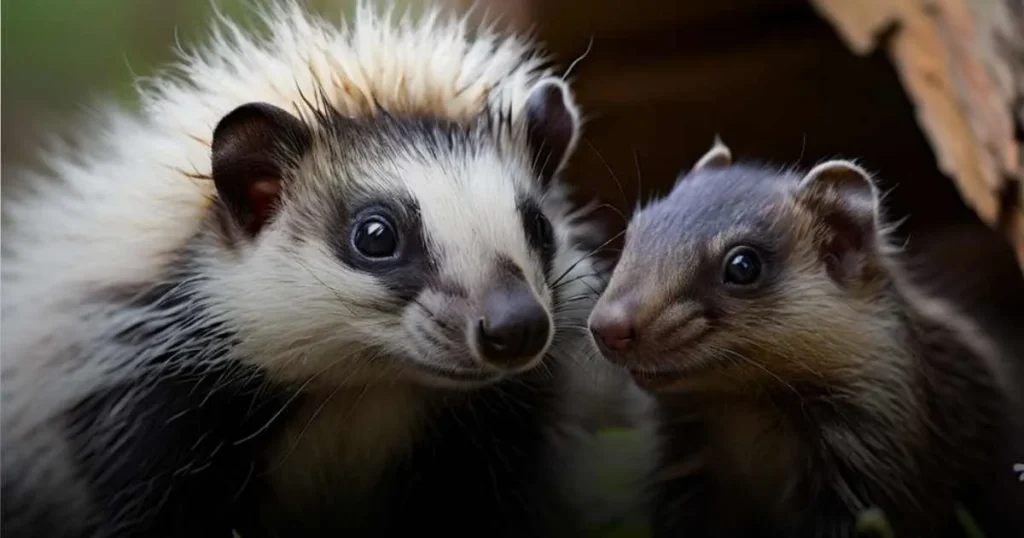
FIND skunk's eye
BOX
[723,246,762,286]
[532,212,554,252]
[353,216,398,258]
[522,204,555,258]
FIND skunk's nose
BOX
[589,302,637,352]
[476,283,550,369]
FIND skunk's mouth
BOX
[410,361,503,387]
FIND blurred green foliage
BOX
[1,0,352,170]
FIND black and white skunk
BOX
[0,3,639,537]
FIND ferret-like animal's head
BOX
[197,77,588,389]
[589,139,896,393]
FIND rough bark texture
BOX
[810,0,1024,268]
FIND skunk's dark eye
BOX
[353,216,398,258]
[533,212,554,252]
[522,203,555,258]
[723,246,762,286]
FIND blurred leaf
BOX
[855,507,895,538]
[955,503,987,538]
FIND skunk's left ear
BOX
[211,102,312,237]
[796,160,883,283]
[524,77,581,184]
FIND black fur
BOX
[2,261,302,538]
[66,364,295,538]
[235,365,571,538]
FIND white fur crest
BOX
[3,0,562,303]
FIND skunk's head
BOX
[199,76,592,389]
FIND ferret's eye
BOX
[353,216,398,258]
[723,246,762,286]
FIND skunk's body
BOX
[1,3,619,536]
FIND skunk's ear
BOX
[524,77,581,184]
[796,160,882,283]
[211,102,312,237]
[693,136,732,171]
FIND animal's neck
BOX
[264,383,429,497]
[659,283,1010,533]
[774,285,925,427]
[785,291,1004,518]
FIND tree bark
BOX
[810,0,1024,269]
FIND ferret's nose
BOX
[476,283,551,369]
[589,304,637,352]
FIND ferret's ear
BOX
[524,77,581,184]
[796,160,882,283]
[692,135,732,171]
[211,102,312,237]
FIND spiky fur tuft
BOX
[3,0,572,313]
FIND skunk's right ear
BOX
[524,77,581,185]
[693,135,732,171]
[211,102,312,237]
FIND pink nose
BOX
[589,310,637,351]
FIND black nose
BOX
[476,283,551,368]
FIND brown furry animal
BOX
[588,139,1024,538]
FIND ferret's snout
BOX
[588,301,637,353]
[474,282,551,369]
